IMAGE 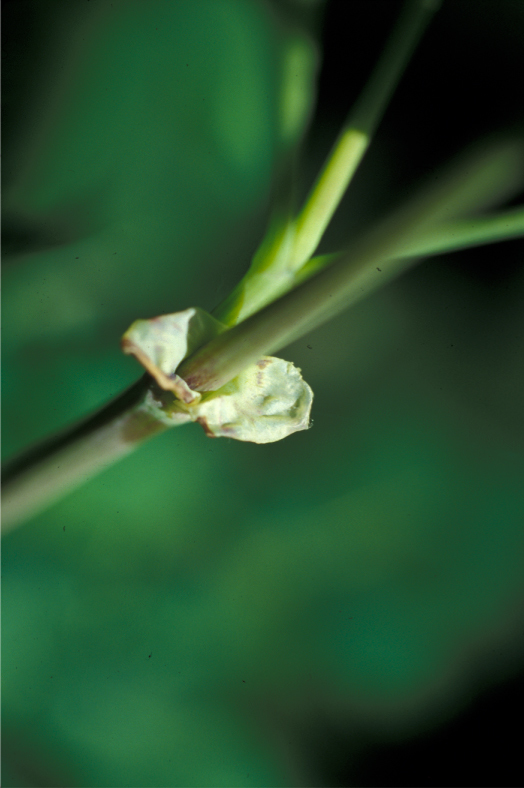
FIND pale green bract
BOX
[122,308,313,444]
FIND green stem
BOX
[214,0,440,327]
[1,375,169,534]
[397,205,524,256]
[290,0,441,270]
[3,140,522,532]
[297,205,524,281]
[179,139,524,392]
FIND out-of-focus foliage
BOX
[2,1,524,786]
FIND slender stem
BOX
[179,139,524,392]
[1,375,170,534]
[289,129,368,269]
[296,205,524,281]
[396,205,524,257]
[289,0,440,269]
[214,0,441,327]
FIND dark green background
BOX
[3,1,524,786]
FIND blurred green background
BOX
[2,1,524,786]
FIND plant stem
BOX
[296,205,524,281]
[1,375,169,534]
[3,139,522,532]
[214,0,441,326]
[0,0,443,534]
[397,205,524,256]
[289,0,441,269]
[180,139,524,392]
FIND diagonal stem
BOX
[296,205,524,282]
[179,139,524,392]
[1,375,168,534]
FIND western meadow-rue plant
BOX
[2,0,524,533]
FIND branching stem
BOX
[3,1,522,534]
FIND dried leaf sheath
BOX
[122,308,313,444]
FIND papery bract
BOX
[190,356,313,443]
[122,308,224,404]
[122,309,313,443]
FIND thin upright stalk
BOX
[214,0,441,326]
[290,0,442,269]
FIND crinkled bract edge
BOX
[122,308,313,444]
[191,356,313,443]
[122,307,224,404]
